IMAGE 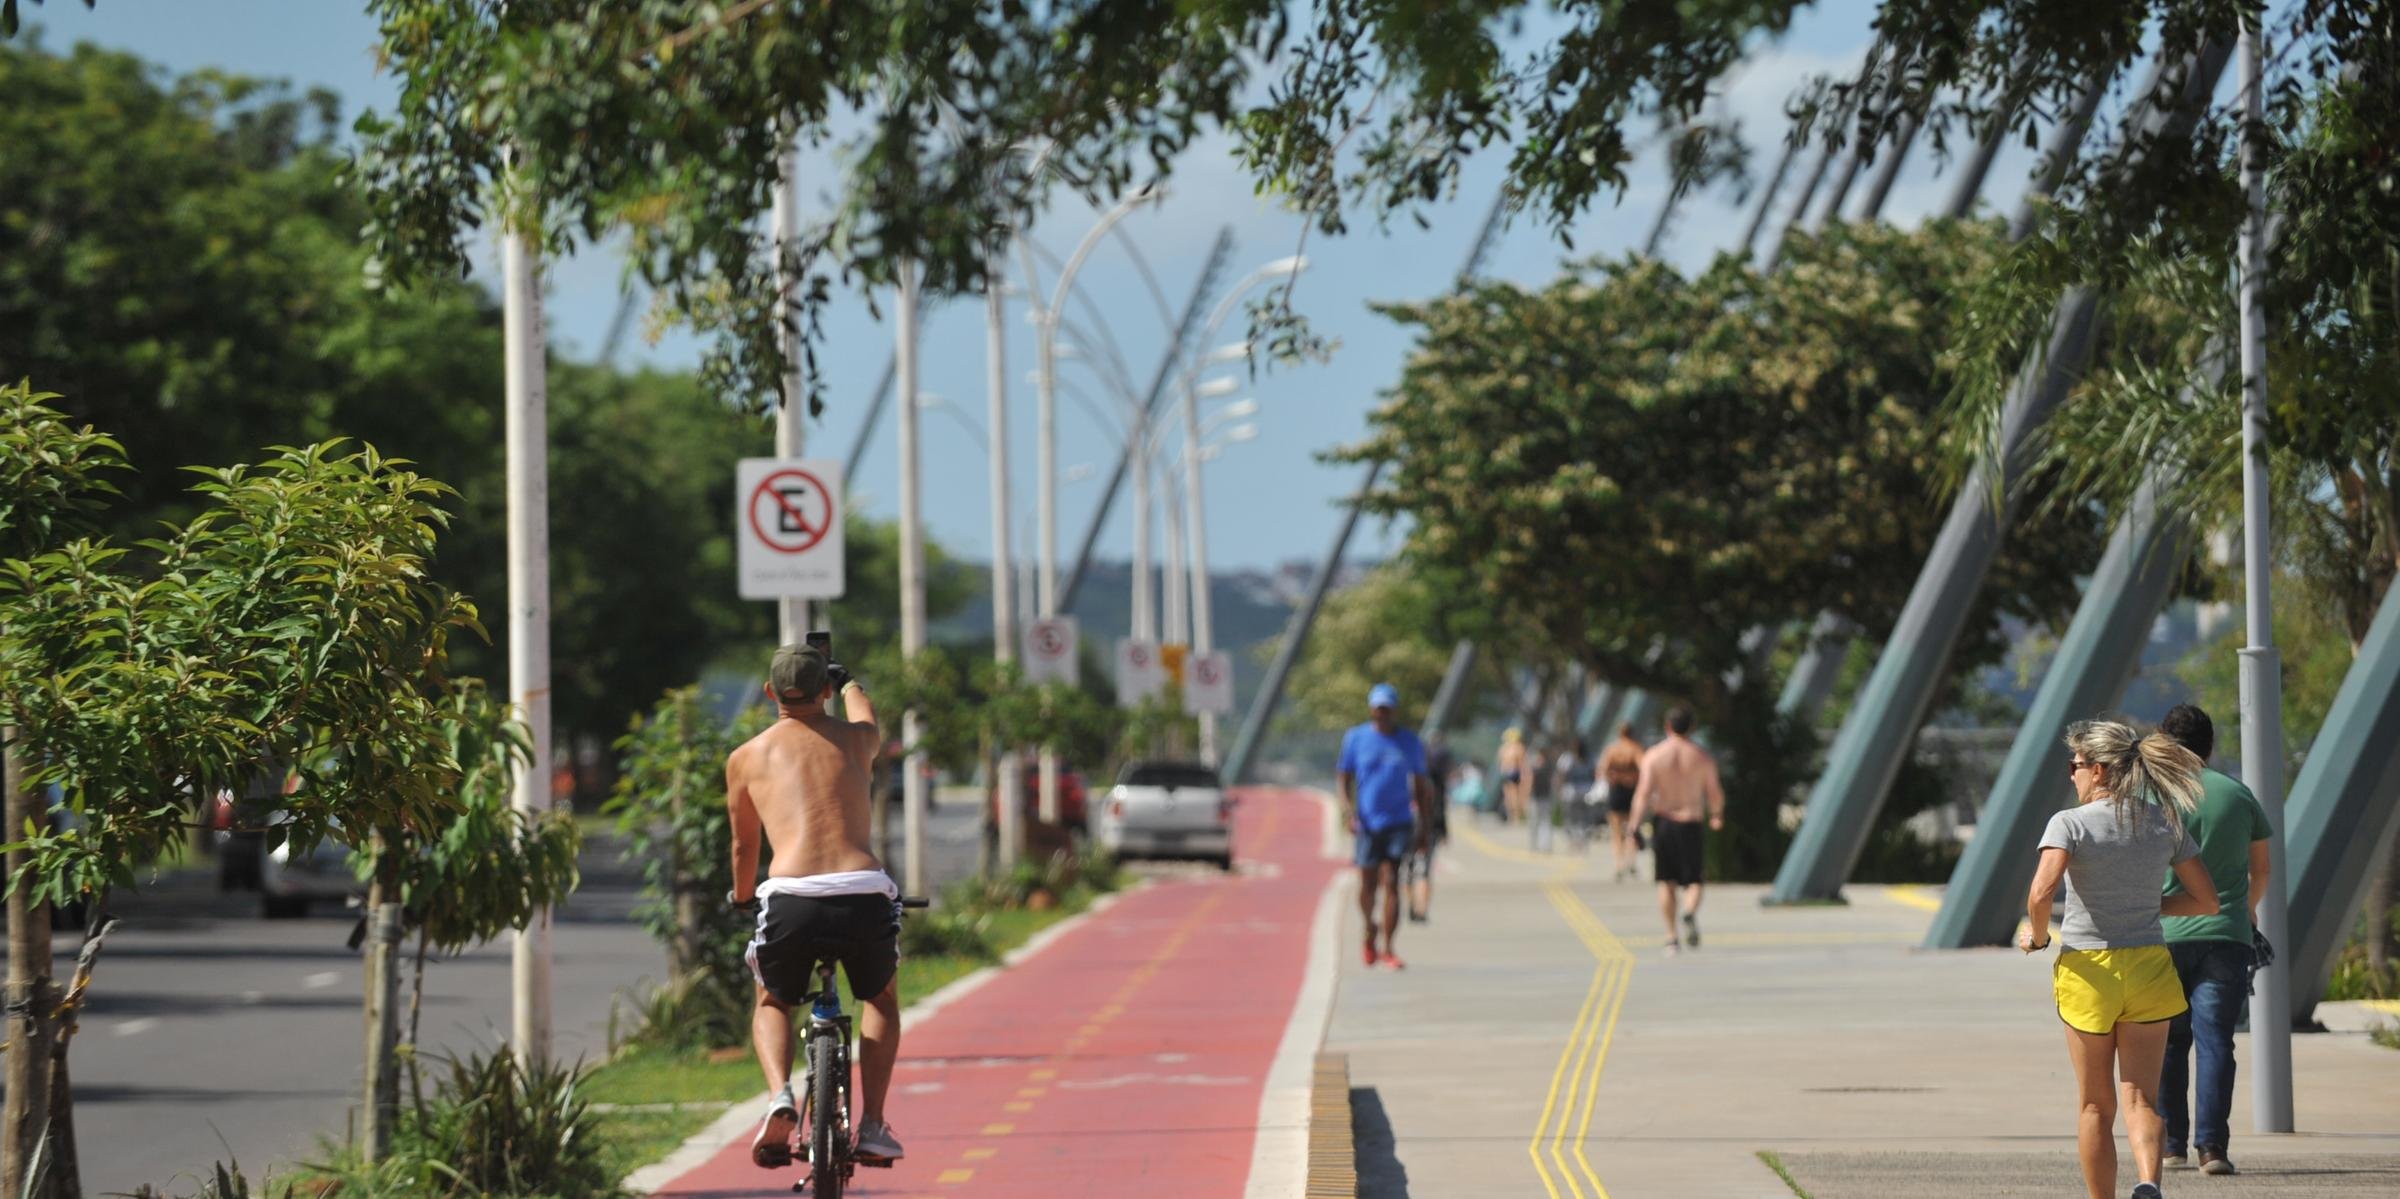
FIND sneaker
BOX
[1379,952,1407,971]
[854,1118,904,1163]
[2198,1148,2236,1176]
[1661,938,1681,957]
[751,1085,798,1168]
[1681,913,1701,948]
[2131,1183,2162,1199]
[1361,941,1379,967]
[2162,1149,2189,1170]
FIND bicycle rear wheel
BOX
[809,1027,846,1199]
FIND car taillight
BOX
[1110,800,1126,819]
[1216,798,1233,824]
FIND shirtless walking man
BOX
[1627,707,1724,954]
[726,643,906,1169]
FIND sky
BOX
[41,1,2089,574]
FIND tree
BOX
[1333,223,2115,874]
[1,421,478,1192]
[1272,563,1502,735]
[349,2,2400,411]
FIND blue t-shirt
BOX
[1339,723,1425,832]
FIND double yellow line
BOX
[1527,881,1634,1199]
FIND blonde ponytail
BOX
[2062,719,2206,835]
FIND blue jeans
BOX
[2162,939,2252,1155]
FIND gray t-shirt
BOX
[2039,800,2200,950]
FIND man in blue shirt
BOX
[1338,683,1431,970]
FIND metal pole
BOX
[1421,640,1482,742]
[1186,392,1221,763]
[771,130,810,643]
[896,262,928,896]
[1852,108,1922,222]
[502,224,553,1065]
[2235,15,2293,1132]
[1131,416,1154,643]
[1737,136,1799,259]
[1161,445,1188,647]
[842,352,900,488]
[1057,229,1235,614]
[2007,67,2112,243]
[988,257,1024,868]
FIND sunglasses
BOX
[2069,758,2098,777]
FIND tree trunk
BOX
[406,927,431,1114]
[44,1036,77,1199]
[976,737,997,881]
[667,776,699,979]
[3,733,60,1199]
[360,846,404,1162]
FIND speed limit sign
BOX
[1021,617,1080,685]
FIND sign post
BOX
[1022,618,1081,686]
[737,459,846,601]
[1184,651,1235,716]
[1115,639,1165,707]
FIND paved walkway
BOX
[1331,807,2400,1198]
[644,786,1344,1199]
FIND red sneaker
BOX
[1361,941,1378,967]
[1379,952,1407,971]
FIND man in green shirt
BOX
[2157,704,2273,1176]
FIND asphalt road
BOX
[4,793,991,1198]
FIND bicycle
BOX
[790,894,929,1198]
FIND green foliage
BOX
[603,686,769,1052]
[1271,563,1511,734]
[1,441,476,907]
[365,681,582,956]
[1344,222,2106,712]
[307,1050,628,1199]
[2174,569,2360,768]
[0,383,124,559]
[126,1160,283,1199]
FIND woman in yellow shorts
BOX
[2021,719,2220,1199]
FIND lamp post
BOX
[1178,257,1307,761]
[1036,188,1163,820]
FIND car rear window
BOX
[1119,762,1221,788]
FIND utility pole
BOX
[896,262,928,896]
[503,222,553,1065]
[987,257,1025,867]
[771,130,810,642]
[2234,13,2294,1132]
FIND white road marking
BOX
[113,1018,160,1037]
[1057,1072,1249,1090]
[302,971,340,990]
[240,990,268,1004]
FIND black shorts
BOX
[1605,783,1636,816]
[1651,818,1706,886]
[746,892,901,1006]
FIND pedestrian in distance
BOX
[1496,726,1528,825]
[725,643,909,1169]
[2153,704,2274,1176]
[1600,722,1645,882]
[2020,719,2220,1199]
[1338,683,1433,970]
[1527,738,1559,853]
[1405,737,1452,924]
[1560,737,1598,852]
[1628,707,1722,953]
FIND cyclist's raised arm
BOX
[726,749,763,904]
[841,679,879,737]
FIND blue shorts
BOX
[1355,824,1415,868]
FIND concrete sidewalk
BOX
[1328,808,2400,1198]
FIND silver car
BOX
[1096,760,1234,869]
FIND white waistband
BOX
[756,870,898,901]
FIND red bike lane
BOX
[648,786,1342,1199]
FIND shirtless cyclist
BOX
[726,643,906,1168]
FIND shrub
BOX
[307,1050,626,1199]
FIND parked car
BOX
[1096,760,1233,869]
[258,826,361,919]
[985,763,1089,831]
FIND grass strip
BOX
[589,894,1098,1185]
[1756,1150,1814,1198]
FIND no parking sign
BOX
[1022,617,1080,685]
[736,458,846,599]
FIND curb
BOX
[1306,1053,1357,1198]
